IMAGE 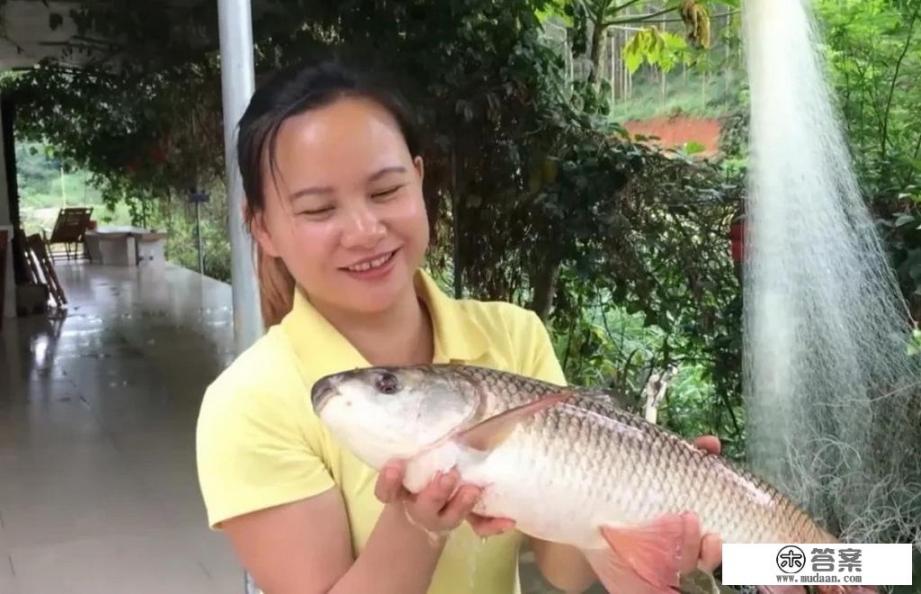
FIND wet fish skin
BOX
[311,364,846,593]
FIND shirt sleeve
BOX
[521,310,568,387]
[195,360,335,529]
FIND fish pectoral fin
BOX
[455,392,571,452]
[584,547,680,594]
[589,515,686,593]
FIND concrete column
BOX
[218,0,264,354]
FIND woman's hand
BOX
[374,460,516,538]
[686,435,723,574]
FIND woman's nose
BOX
[340,204,386,249]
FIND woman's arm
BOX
[222,464,494,594]
[531,539,598,593]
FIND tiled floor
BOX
[0,262,242,594]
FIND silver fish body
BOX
[311,364,836,554]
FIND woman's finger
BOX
[693,435,721,456]
[699,533,723,573]
[468,513,516,537]
[439,484,481,527]
[680,512,703,574]
[374,462,406,503]
[415,469,459,517]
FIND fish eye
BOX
[375,372,401,395]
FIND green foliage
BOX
[814,0,921,321]
[4,55,224,222]
[607,67,742,121]
[152,189,232,282]
[908,327,921,357]
[624,28,690,73]
[546,0,735,85]
[15,142,101,208]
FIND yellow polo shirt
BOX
[195,269,567,594]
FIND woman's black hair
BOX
[237,52,423,217]
[237,51,425,327]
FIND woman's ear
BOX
[250,209,281,259]
[413,156,425,184]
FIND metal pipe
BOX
[218,0,263,354]
[195,200,204,276]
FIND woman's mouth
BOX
[341,249,399,279]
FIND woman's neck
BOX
[311,283,434,367]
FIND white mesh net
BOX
[742,0,921,550]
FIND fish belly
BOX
[457,430,618,549]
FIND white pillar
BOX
[217,0,264,354]
[0,104,16,320]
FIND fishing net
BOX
[741,0,921,551]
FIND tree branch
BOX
[604,6,678,27]
[912,126,921,161]
[609,10,737,26]
[881,2,921,162]
[611,0,645,14]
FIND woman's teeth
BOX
[347,251,393,272]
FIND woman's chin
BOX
[345,298,397,315]
[337,279,407,315]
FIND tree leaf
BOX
[895,214,917,227]
[683,141,706,155]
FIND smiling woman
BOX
[194,53,724,594]
[235,62,430,329]
[249,94,429,326]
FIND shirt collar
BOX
[415,269,488,364]
[280,269,488,377]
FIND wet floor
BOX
[0,260,586,594]
[0,262,240,594]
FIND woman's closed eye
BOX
[297,204,335,218]
[371,185,404,200]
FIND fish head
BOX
[311,366,481,469]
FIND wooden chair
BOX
[42,206,93,261]
[26,233,67,308]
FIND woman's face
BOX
[253,96,430,316]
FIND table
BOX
[84,226,168,267]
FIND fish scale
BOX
[474,396,834,548]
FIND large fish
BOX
[310,364,875,594]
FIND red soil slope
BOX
[623,116,723,158]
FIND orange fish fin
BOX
[594,514,686,591]
[583,546,679,594]
[759,583,878,594]
[456,392,571,452]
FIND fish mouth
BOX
[311,375,340,413]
